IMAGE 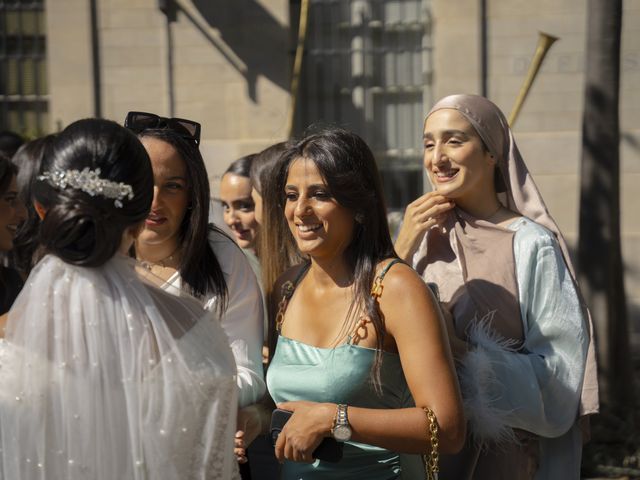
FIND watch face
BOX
[333,424,352,442]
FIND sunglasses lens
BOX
[169,119,200,144]
[125,112,200,145]
[169,120,193,137]
[126,112,159,132]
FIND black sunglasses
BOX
[124,111,201,146]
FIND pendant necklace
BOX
[138,246,181,272]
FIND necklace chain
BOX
[138,246,181,271]
[483,204,503,221]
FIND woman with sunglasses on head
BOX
[395,94,597,480]
[0,118,239,479]
[0,154,28,317]
[124,112,267,461]
[265,128,465,479]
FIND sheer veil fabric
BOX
[0,254,240,479]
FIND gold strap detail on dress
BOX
[370,276,384,299]
[275,264,310,333]
[422,407,440,480]
[275,280,295,333]
[277,259,403,339]
[370,258,403,300]
[351,258,404,344]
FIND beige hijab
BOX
[424,94,598,417]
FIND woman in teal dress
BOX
[265,128,465,479]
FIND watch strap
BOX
[335,403,349,427]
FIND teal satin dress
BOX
[267,334,416,479]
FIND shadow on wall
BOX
[189,0,291,102]
[622,131,640,151]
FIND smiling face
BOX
[284,157,355,260]
[423,109,496,206]
[0,175,27,252]
[220,172,258,249]
[136,137,190,255]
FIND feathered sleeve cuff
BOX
[458,316,518,445]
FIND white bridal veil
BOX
[0,254,240,479]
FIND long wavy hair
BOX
[250,142,301,300]
[137,129,228,313]
[275,128,397,390]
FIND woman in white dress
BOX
[0,118,239,479]
[123,112,266,461]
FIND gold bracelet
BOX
[422,407,439,480]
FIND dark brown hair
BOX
[35,119,153,267]
[0,154,17,196]
[250,142,301,300]
[137,129,228,312]
[0,154,20,300]
[224,154,256,178]
[9,135,56,275]
[276,128,397,390]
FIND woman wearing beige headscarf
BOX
[395,94,598,480]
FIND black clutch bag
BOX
[270,408,344,463]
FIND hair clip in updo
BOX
[38,167,134,208]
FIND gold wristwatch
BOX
[331,404,352,442]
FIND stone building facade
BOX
[2,0,639,342]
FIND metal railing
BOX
[294,0,432,208]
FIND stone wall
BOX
[46,0,291,201]
[432,0,640,344]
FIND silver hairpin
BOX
[38,167,134,208]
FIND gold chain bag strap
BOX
[422,407,439,480]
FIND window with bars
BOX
[0,0,48,136]
[292,0,432,209]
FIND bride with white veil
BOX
[0,119,240,479]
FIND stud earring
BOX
[355,213,364,224]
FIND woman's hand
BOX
[274,401,335,464]
[234,429,248,464]
[235,403,271,464]
[395,192,455,262]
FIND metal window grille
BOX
[293,0,432,209]
[0,0,48,136]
